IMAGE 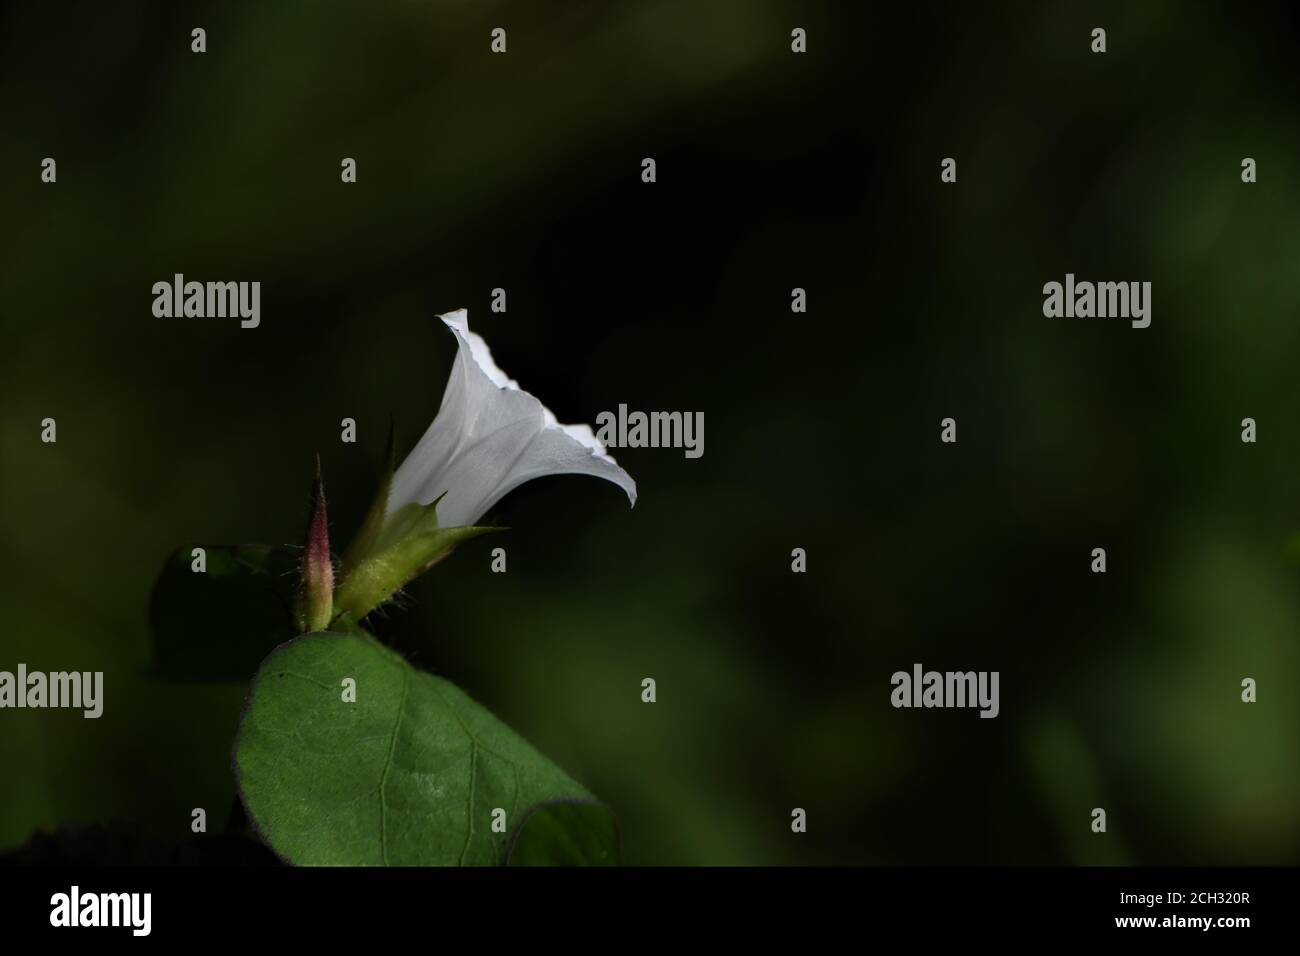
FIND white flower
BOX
[387,309,636,527]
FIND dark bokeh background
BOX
[1,1,1297,865]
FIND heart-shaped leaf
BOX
[149,544,298,681]
[234,632,617,865]
[506,801,620,866]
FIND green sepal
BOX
[333,495,500,622]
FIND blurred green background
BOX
[1,0,1297,864]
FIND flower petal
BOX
[387,310,636,526]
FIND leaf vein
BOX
[459,741,477,865]
[378,666,409,866]
[269,670,334,691]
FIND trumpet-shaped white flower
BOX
[387,309,636,527]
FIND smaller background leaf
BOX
[507,801,621,866]
[149,544,298,682]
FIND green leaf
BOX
[234,632,616,865]
[149,544,298,682]
[333,498,499,622]
[506,801,621,866]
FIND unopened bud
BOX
[295,456,334,632]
